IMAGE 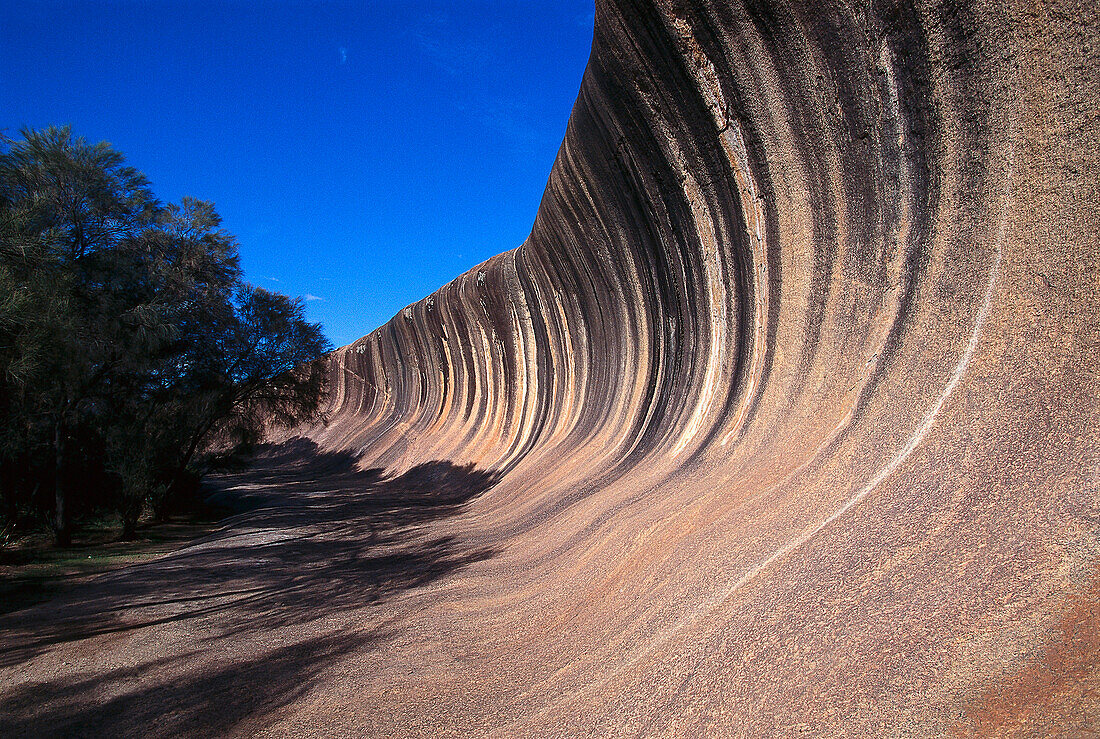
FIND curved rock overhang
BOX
[299,0,1099,732]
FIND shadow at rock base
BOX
[0,439,501,736]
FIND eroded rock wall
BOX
[301,0,1099,732]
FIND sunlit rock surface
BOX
[303,0,1099,733]
[1,0,1096,735]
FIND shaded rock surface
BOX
[3,0,1099,735]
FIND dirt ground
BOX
[0,442,499,737]
[0,512,237,617]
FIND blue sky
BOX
[1,1,595,346]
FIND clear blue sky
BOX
[1,1,595,346]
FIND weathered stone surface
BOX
[1,0,1096,735]
[301,0,1100,732]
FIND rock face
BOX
[305,0,1099,733]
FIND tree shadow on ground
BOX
[0,439,501,669]
[0,629,384,738]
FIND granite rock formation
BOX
[1,0,1096,735]
[301,0,1100,732]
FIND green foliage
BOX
[0,126,331,545]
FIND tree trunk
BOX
[120,509,139,541]
[52,421,70,547]
[178,419,212,477]
[152,492,171,523]
[163,416,217,516]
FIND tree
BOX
[0,201,61,541]
[0,126,158,545]
[173,286,330,477]
[0,127,331,545]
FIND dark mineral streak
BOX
[3,0,1097,735]
[304,0,1100,732]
